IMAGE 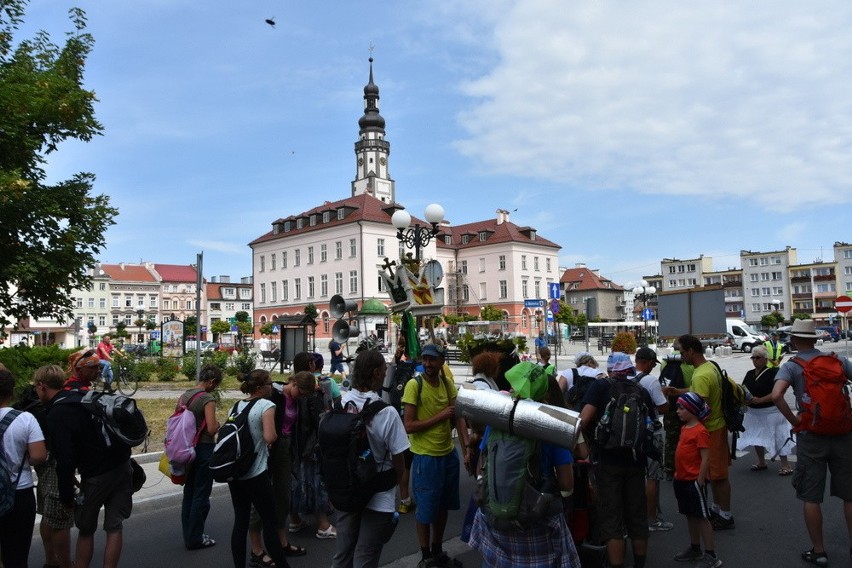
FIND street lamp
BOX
[391,203,445,263]
[135,309,145,345]
[632,280,657,346]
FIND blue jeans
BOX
[182,442,215,548]
[99,360,114,385]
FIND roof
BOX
[560,267,624,292]
[153,264,198,282]
[100,263,157,282]
[435,220,560,251]
[206,282,252,300]
[249,193,405,246]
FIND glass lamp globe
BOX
[424,203,445,224]
[391,209,411,230]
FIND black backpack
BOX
[318,399,397,512]
[594,377,649,457]
[210,399,259,483]
[565,369,595,412]
[659,360,686,407]
[56,390,149,449]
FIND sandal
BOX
[188,534,216,550]
[801,548,828,566]
[779,468,793,476]
[282,543,307,557]
[750,464,768,471]
[249,551,276,567]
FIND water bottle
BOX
[359,448,372,461]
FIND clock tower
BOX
[352,58,395,203]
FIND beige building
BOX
[559,264,625,321]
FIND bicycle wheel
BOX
[116,366,138,396]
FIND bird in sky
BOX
[265,17,276,27]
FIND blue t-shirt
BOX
[479,426,574,472]
[329,341,343,365]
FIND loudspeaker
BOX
[330,295,359,318]
[332,319,361,343]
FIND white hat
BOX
[789,319,819,339]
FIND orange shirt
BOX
[674,422,710,481]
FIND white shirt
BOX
[636,372,667,413]
[0,408,44,490]
[340,389,410,512]
[557,366,604,391]
[233,398,276,480]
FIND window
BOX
[125,314,132,325]
[296,218,303,229]
[669,266,677,273]
[282,251,288,268]
[186,300,192,310]
[460,260,468,274]
[98,298,106,309]
[687,278,697,286]
[752,303,761,311]
[534,279,541,299]
[816,282,836,293]
[321,275,328,297]
[335,242,342,260]
[282,280,288,301]
[125,295,132,307]
[99,282,106,291]
[337,208,345,220]
[751,288,761,297]
[284,221,291,232]
[534,257,539,271]
[162,300,169,309]
[461,235,469,244]
[499,280,507,298]
[112,315,119,325]
[136,294,145,307]
[308,276,315,298]
[546,258,551,272]
[294,278,301,300]
[225,303,235,311]
[444,235,452,245]
[377,238,385,257]
[771,272,782,280]
[678,265,685,273]
[499,255,506,270]
[378,275,385,292]
[323,211,330,223]
[112,296,119,307]
[479,282,487,299]
[271,282,277,302]
[240,288,251,299]
[270,253,276,270]
[844,249,852,259]
[479,258,485,272]
[149,295,157,308]
[294,249,301,266]
[310,214,316,226]
[210,303,221,311]
[242,303,251,310]
[845,266,852,275]
[749,274,759,282]
[87,298,94,308]
[320,244,327,262]
[521,255,527,270]
[223,287,235,297]
[760,273,770,281]
[99,315,106,326]
[762,287,771,295]
[772,256,782,264]
[462,284,469,301]
[307,246,314,265]
[669,279,677,287]
[773,287,784,295]
[522,279,529,298]
[259,255,265,272]
[479,231,487,242]
[335,272,343,295]
[349,239,357,257]
[349,270,358,293]
[759,257,769,266]
[687,263,696,271]
[260,283,266,303]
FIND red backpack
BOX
[791,353,852,435]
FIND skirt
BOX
[739,406,795,457]
[468,509,581,568]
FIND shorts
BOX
[330,362,345,374]
[792,431,852,503]
[595,464,648,542]
[35,460,74,530]
[673,479,711,519]
[412,450,460,525]
[646,429,666,481]
[75,461,133,535]
[708,427,730,480]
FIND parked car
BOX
[185,340,217,354]
[816,326,840,342]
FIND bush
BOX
[229,350,255,377]
[611,332,638,355]
[181,354,198,380]
[133,358,158,382]
[209,350,230,372]
[155,357,179,381]
[0,345,78,389]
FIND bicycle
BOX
[91,357,139,396]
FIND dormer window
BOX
[284,221,291,232]
[479,232,487,241]
[323,211,330,223]
[461,235,469,244]
[444,235,452,245]
[296,218,303,229]
[310,215,317,226]
[530,230,536,240]
[337,208,345,220]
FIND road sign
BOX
[231,325,238,332]
[150,331,160,340]
[546,310,554,322]
[550,299,560,314]
[271,325,280,333]
[524,299,546,308]
[642,307,654,321]
[548,282,561,300]
[836,295,852,314]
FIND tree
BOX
[480,305,504,322]
[0,3,117,328]
[790,312,811,322]
[761,311,785,329]
[210,319,230,341]
[234,311,250,323]
[184,315,197,337]
[259,322,276,336]
[304,303,318,319]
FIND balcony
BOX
[792,293,811,299]
[794,308,812,314]
[722,280,742,288]
[815,305,834,313]
[813,274,836,282]
[790,276,811,283]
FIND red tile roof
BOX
[435,220,560,251]
[560,267,623,291]
[206,282,251,300]
[101,263,157,282]
[154,264,198,283]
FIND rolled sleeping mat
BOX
[455,385,582,450]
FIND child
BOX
[672,392,722,568]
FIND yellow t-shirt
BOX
[401,373,457,456]
[690,361,724,432]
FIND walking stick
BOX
[770,429,795,461]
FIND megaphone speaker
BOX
[332,320,361,343]
[330,295,359,319]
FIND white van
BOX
[726,319,765,353]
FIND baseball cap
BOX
[635,347,659,364]
[421,344,444,358]
[606,351,634,374]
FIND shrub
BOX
[229,350,256,376]
[0,345,78,389]
[209,350,230,372]
[133,358,158,382]
[155,357,180,381]
[611,332,638,355]
[181,354,198,380]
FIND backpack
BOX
[318,399,397,512]
[659,360,686,407]
[209,399,260,483]
[0,410,27,516]
[594,377,648,456]
[791,353,852,435]
[164,390,208,466]
[474,428,561,530]
[565,369,595,412]
[709,361,745,434]
[73,390,149,448]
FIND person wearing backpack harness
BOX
[0,366,47,568]
[178,364,222,551]
[558,352,606,412]
[39,350,133,568]
[402,343,470,568]
[578,351,655,568]
[63,348,101,391]
[331,350,410,568]
[659,342,694,479]
[771,319,852,567]
[226,369,293,568]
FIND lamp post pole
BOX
[391,203,445,264]
[632,280,657,346]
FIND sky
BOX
[17,0,852,289]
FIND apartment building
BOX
[836,241,852,296]
[660,256,714,292]
[207,275,253,343]
[559,264,626,321]
[703,268,744,319]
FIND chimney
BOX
[219,275,230,283]
[210,276,218,283]
[241,276,253,284]
[575,262,586,268]
[496,209,510,225]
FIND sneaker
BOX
[674,546,704,562]
[801,548,828,566]
[398,499,416,514]
[316,525,337,539]
[695,553,723,568]
[710,515,735,531]
[649,518,674,532]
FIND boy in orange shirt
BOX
[672,392,721,568]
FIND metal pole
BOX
[195,252,203,381]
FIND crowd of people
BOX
[1,317,852,568]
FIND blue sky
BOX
[20,1,852,288]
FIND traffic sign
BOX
[271,325,280,334]
[836,295,852,314]
[550,299,560,314]
[642,307,654,321]
[546,310,554,322]
[548,282,561,300]
[524,299,546,308]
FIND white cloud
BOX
[451,1,852,213]
[187,240,245,255]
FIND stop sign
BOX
[836,295,852,314]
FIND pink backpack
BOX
[164,391,208,465]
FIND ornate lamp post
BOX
[391,203,445,263]
[632,280,657,345]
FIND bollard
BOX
[705,346,713,358]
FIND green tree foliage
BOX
[184,315,197,337]
[234,311,250,323]
[480,305,504,321]
[761,311,785,329]
[790,312,811,322]
[0,3,117,327]
[259,322,276,336]
[304,303,318,319]
[210,319,231,340]
[114,321,128,339]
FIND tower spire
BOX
[352,56,394,203]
